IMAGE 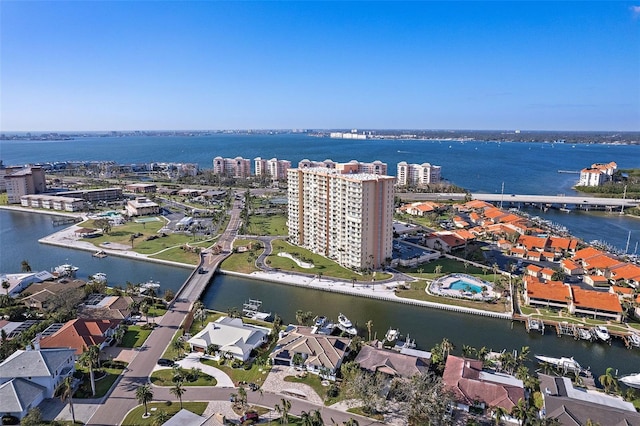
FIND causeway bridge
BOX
[396,192,639,211]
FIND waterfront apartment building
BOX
[254,157,292,180]
[287,167,395,271]
[212,156,251,178]
[297,159,387,175]
[5,166,47,203]
[578,161,617,187]
[396,161,442,187]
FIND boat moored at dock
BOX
[337,313,357,335]
[620,373,640,389]
[535,355,585,375]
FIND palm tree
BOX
[441,338,454,359]
[274,398,291,424]
[1,278,9,296]
[58,376,76,424]
[434,264,443,277]
[21,259,32,272]
[492,405,508,425]
[141,302,150,324]
[79,345,100,397]
[599,367,619,394]
[492,262,500,282]
[173,338,186,358]
[136,384,154,417]
[237,385,248,407]
[462,344,476,358]
[365,320,373,342]
[170,382,186,409]
[151,410,169,426]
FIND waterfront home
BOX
[0,348,76,420]
[270,325,350,380]
[354,343,429,379]
[610,285,635,299]
[0,271,54,297]
[570,286,623,322]
[524,277,571,311]
[538,373,640,425]
[187,316,270,361]
[578,162,617,187]
[608,263,640,288]
[581,253,623,277]
[548,236,578,256]
[37,318,121,355]
[77,295,138,321]
[442,355,524,417]
[21,279,86,311]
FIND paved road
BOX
[87,198,243,425]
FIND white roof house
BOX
[187,317,271,361]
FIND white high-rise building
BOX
[396,161,442,187]
[287,167,395,271]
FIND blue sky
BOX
[1,1,639,131]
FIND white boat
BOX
[384,328,400,343]
[576,328,593,341]
[620,373,640,389]
[53,264,79,277]
[139,280,160,294]
[314,316,327,328]
[242,299,271,321]
[535,355,583,374]
[628,334,640,348]
[90,272,107,284]
[592,326,611,342]
[337,313,357,335]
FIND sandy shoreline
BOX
[6,205,512,319]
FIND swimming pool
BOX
[449,279,483,293]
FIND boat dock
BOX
[513,315,639,348]
[242,299,271,321]
[52,217,82,226]
[92,250,107,258]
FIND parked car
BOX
[157,358,175,367]
[240,411,259,423]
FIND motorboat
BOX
[628,334,640,348]
[139,280,161,295]
[90,272,107,284]
[337,313,357,335]
[535,355,583,374]
[575,328,593,341]
[53,264,79,277]
[592,326,611,342]
[620,373,640,389]
[314,316,327,328]
[384,328,400,343]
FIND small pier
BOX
[557,170,580,174]
[555,322,575,337]
[526,318,544,334]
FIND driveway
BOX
[175,353,235,388]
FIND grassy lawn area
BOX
[74,362,126,399]
[267,240,392,281]
[246,213,287,235]
[149,368,217,386]
[397,257,486,275]
[201,358,272,385]
[121,401,207,426]
[120,325,152,348]
[149,246,200,265]
[219,239,263,274]
[283,374,343,406]
[395,280,511,314]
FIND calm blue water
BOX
[2,134,639,250]
[450,279,483,293]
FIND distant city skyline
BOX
[1,1,639,132]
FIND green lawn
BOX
[149,368,217,386]
[219,239,263,273]
[267,240,392,281]
[121,401,207,426]
[201,358,272,385]
[397,257,486,275]
[74,363,126,398]
[246,213,287,235]
[120,325,152,348]
[149,246,201,265]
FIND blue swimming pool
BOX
[449,279,483,293]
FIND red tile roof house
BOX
[443,355,524,419]
[540,268,556,281]
[584,274,611,288]
[548,236,579,256]
[424,232,467,253]
[571,246,605,263]
[570,286,623,322]
[560,259,583,276]
[582,254,624,277]
[37,318,121,355]
[524,277,571,311]
[517,235,549,252]
[525,265,543,279]
[355,344,429,379]
[608,263,640,288]
[610,285,635,299]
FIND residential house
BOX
[37,318,121,355]
[540,268,556,282]
[560,259,583,277]
[21,279,85,311]
[270,326,351,380]
[584,275,611,288]
[539,373,640,425]
[608,263,640,288]
[355,344,429,378]
[524,277,571,311]
[0,348,76,419]
[443,355,524,416]
[187,316,270,361]
[77,295,137,321]
[570,286,623,322]
[1,271,54,298]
